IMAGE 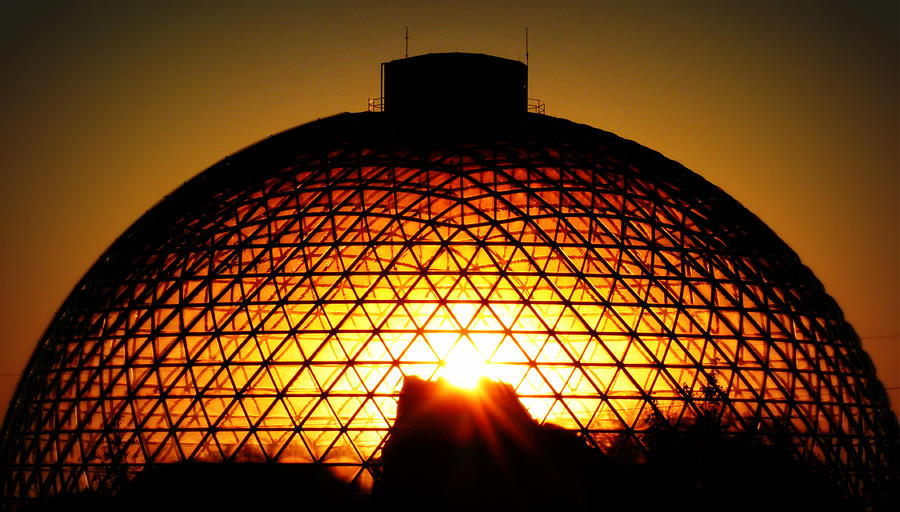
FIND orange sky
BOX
[1,0,897,419]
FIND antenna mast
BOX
[525,27,529,66]
[405,27,409,58]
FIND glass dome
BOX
[0,107,895,508]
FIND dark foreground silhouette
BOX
[377,376,858,512]
[377,376,598,511]
[20,376,871,512]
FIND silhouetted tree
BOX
[91,414,130,497]
[637,368,854,512]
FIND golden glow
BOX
[9,137,884,504]
[436,335,491,389]
[46,160,809,482]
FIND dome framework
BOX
[1,100,896,507]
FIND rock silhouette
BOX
[377,376,597,511]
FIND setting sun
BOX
[438,338,491,389]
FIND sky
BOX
[0,0,897,420]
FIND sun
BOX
[438,338,491,389]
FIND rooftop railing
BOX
[368,97,385,112]
[527,98,545,114]
[366,97,545,114]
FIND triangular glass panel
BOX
[233,433,269,463]
[310,337,347,362]
[300,429,340,461]
[538,364,576,393]
[545,399,579,429]
[405,275,442,301]
[516,367,554,395]
[259,398,294,429]
[584,366,617,394]
[360,301,398,329]
[300,398,340,429]
[446,275,481,302]
[563,397,603,428]
[349,429,386,462]
[282,395,317,425]
[329,368,366,394]
[191,432,224,462]
[489,335,530,364]
[309,364,345,392]
[349,398,392,430]
[399,335,439,363]
[322,432,362,464]
[402,302,439,329]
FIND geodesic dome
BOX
[1,54,895,510]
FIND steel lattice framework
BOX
[0,113,895,508]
